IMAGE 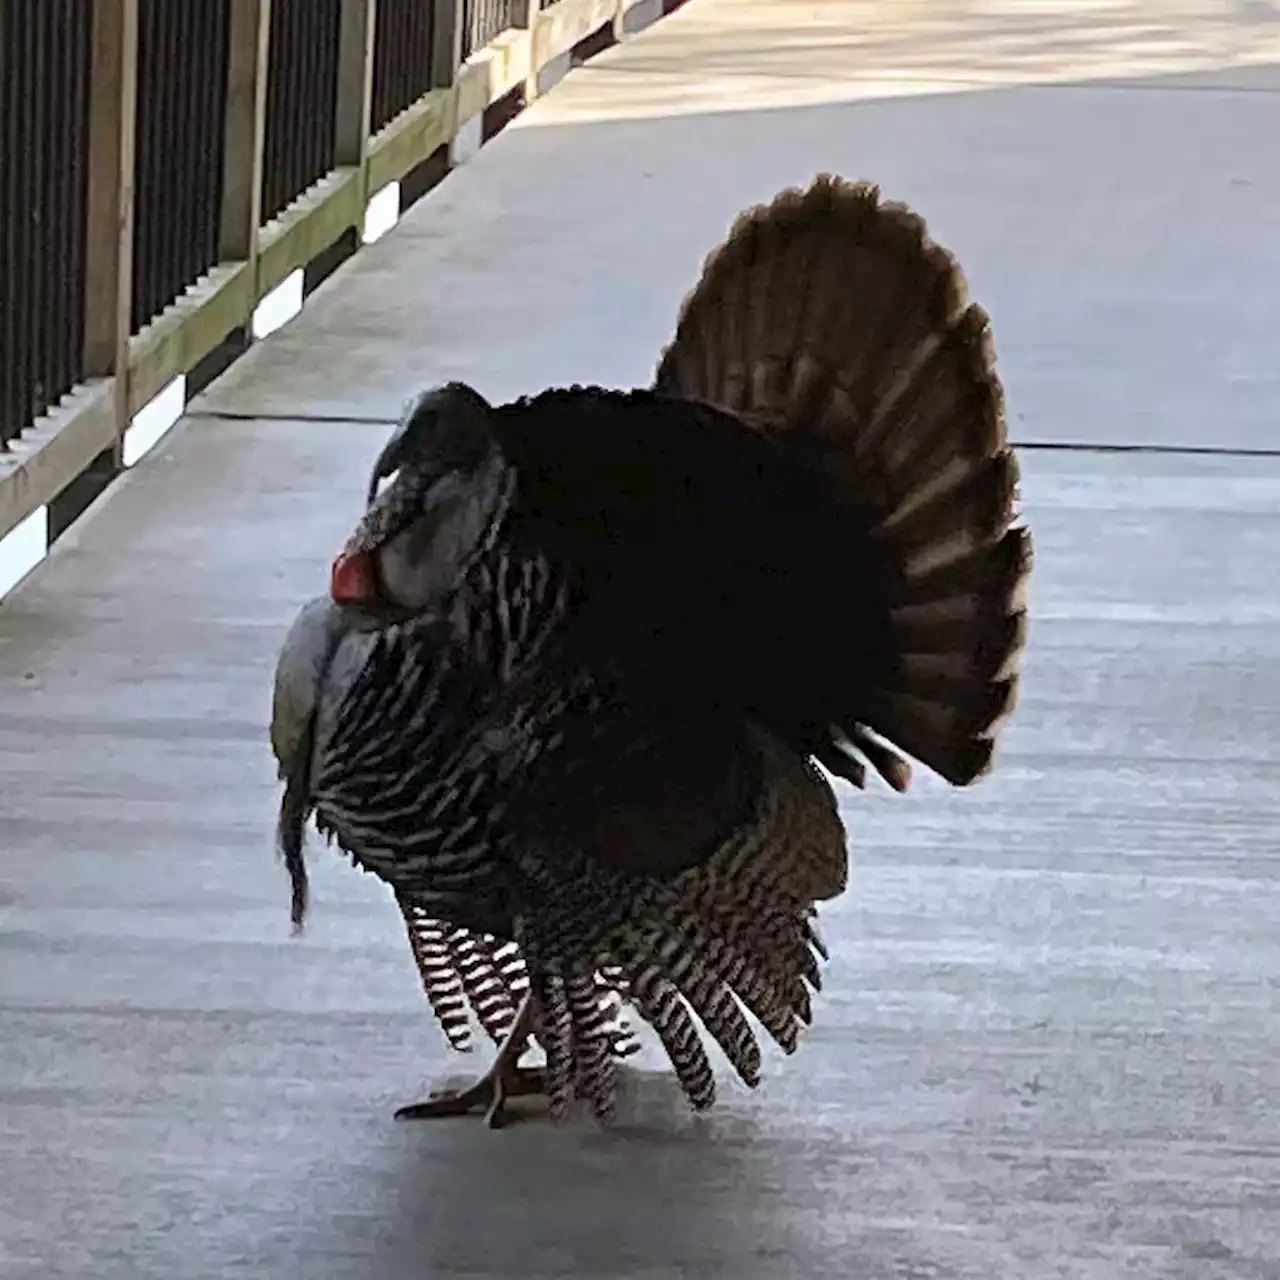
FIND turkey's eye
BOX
[330,548,380,605]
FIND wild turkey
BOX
[270,175,1031,1128]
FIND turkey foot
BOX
[395,995,542,1128]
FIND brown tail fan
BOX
[654,175,1031,789]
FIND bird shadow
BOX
[331,1064,829,1278]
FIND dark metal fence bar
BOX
[131,0,233,331]
[372,0,438,132]
[0,0,94,447]
[462,0,522,60]
[261,0,344,223]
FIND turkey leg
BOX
[395,994,544,1128]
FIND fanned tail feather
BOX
[655,174,1031,789]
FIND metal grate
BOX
[0,0,94,447]
[131,0,233,332]
[372,0,437,133]
[261,0,343,224]
[462,0,521,60]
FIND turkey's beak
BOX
[365,414,418,506]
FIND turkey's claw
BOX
[395,994,542,1128]
[394,1061,545,1128]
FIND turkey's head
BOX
[330,382,509,619]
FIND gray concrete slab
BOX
[3,421,1279,1279]
[4,0,1280,1276]
[191,0,1280,452]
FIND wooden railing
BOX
[0,0,656,546]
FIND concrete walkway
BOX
[3,2,1279,1277]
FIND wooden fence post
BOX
[219,0,273,265]
[524,0,543,102]
[335,0,378,194]
[82,0,139,460]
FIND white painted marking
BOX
[362,181,401,244]
[123,375,187,468]
[252,268,304,340]
[0,505,49,600]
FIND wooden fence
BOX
[0,0,652,545]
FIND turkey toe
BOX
[395,1062,546,1127]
